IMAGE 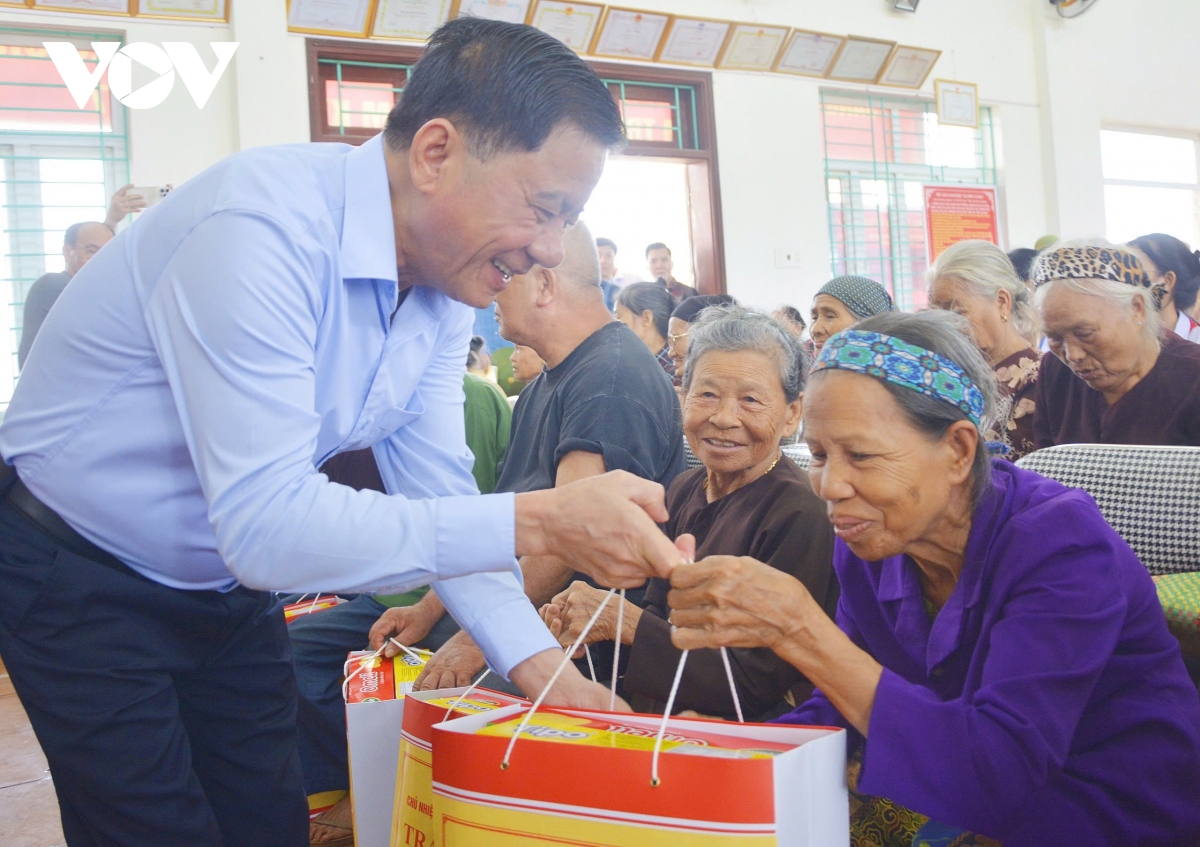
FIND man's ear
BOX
[408,118,462,196]
[534,267,557,307]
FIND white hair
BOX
[1032,238,1162,347]
[928,239,1038,340]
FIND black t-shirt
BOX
[497,321,685,494]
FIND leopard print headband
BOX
[1032,245,1164,308]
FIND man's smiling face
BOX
[407,124,607,308]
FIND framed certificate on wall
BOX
[370,0,454,40]
[716,23,789,72]
[528,0,603,53]
[287,0,373,37]
[590,7,670,61]
[877,45,941,89]
[773,29,843,78]
[137,0,228,20]
[655,16,730,67]
[451,0,530,23]
[935,79,979,128]
[32,0,131,13]
[826,35,896,83]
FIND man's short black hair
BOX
[63,220,113,248]
[596,237,617,254]
[384,18,624,158]
[645,242,670,258]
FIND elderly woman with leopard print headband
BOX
[666,309,1200,845]
[1031,240,1200,448]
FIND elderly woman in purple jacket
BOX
[668,309,1200,847]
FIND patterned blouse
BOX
[992,346,1041,460]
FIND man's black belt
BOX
[0,461,126,570]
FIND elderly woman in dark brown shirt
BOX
[540,305,837,720]
[1033,242,1200,448]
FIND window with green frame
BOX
[821,90,996,310]
[0,27,130,409]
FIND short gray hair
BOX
[928,239,1039,340]
[831,310,1000,504]
[683,305,808,402]
[1032,238,1162,348]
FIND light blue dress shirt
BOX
[0,134,557,676]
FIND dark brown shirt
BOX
[1033,332,1200,449]
[623,455,837,720]
[992,346,1041,460]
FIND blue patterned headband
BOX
[812,331,986,429]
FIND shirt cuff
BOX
[434,491,515,579]
[471,595,560,681]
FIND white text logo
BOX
[44,41,239,110]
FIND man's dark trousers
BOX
[0,500,309,846]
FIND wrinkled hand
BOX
[540,581,639,656]
[519,471,686,588]
[667,555,811,652]
[369,605,438,658]
[413,631,486,691]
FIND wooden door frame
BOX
[306,42,726,293]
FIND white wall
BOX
[3,0,1198,313]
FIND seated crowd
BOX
[292,228,1200,847]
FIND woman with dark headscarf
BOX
[809,275,894,355]
[1127,232,1200,344]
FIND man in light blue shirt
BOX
[0,20,682,847]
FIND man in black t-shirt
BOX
[414,221,685,690]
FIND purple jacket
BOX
[779,460,1200,845]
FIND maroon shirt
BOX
[1033,332,1200,449]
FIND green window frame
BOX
[821,90,997,310]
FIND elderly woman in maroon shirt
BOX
[667,310,1200,846]
[1033,241,1200,448]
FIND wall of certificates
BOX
[286,0,944,90]
[5,0,228,23]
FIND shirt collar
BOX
[340,133,398,284]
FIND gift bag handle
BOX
[340,638,427,702]
[496,582,746,787]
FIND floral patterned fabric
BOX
[847,750,1002,847]
[991,346,1040,460]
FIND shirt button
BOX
[931,667,945,678]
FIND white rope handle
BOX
[501,588,615,770]
[387,637,429,666]
[442,669,493,722]
[609,589,625,710]
[583,644,597,683]
[340,645,388,701]
[720,647,745,724]
[307,592,323,613]
[650,649,689,786]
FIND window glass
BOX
[1101,130,1197,184]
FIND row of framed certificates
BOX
[1,0,226,23]
[286,0,943,89]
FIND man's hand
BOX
[105,184,146,229]
[515,470,685,588]
[509,647,631,711]
[368,601,441,658]
[413,630,487,691]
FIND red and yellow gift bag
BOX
[430,704,849,846]
[391,687,527,847]
[342,649,432,847]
